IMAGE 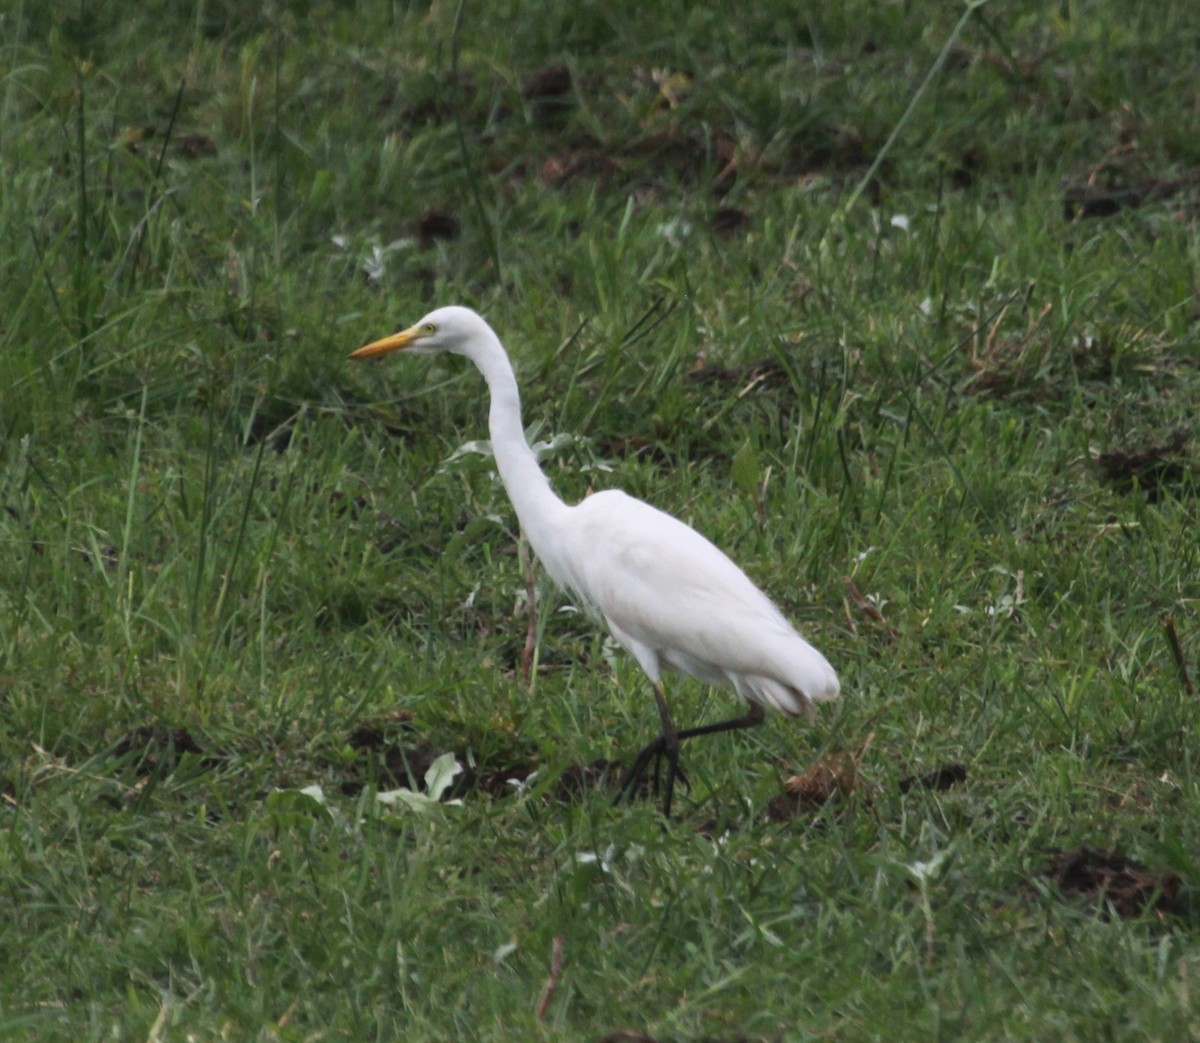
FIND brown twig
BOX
[845,575,886,624]
[1161,614,1196,696]
[536,935,564,1022]
[276,997,301,1029]
[844,575,899,640]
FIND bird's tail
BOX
[734,634,840,718]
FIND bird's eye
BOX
[423,323,437,335]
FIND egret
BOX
[350,306,839,816]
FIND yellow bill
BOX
[349,324,422,361]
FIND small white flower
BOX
[575,844,617,873]
[657,217,694,246]
[908,850,948,883]
[506,771,539,796]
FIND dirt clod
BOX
[417,207,461,246]
[1043,847,1179,920]
[770,736,874,821]
[178,132,218,159]
[556,759,623,802]
[712,206,749,237]
[112,726,207,775]
[898,763,968,794]
[523,63,573,101]
[1097,429,1191,501]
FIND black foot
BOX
[612,734,689,813]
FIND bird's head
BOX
[349,305,491,361]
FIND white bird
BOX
[350,306,839,815]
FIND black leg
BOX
[651,683,681,816]
[613,682,677,811]
[675,701,764,743]
[613,697,766,815]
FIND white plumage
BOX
[351,305,839,814]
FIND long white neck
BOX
[469,332,571,568]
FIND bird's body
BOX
[351,306,839,814]
[540,488,838,717]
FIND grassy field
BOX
[2,0,1199,1038]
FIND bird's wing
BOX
[561,491,835,696]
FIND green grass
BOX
[2,0,1200,1038]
